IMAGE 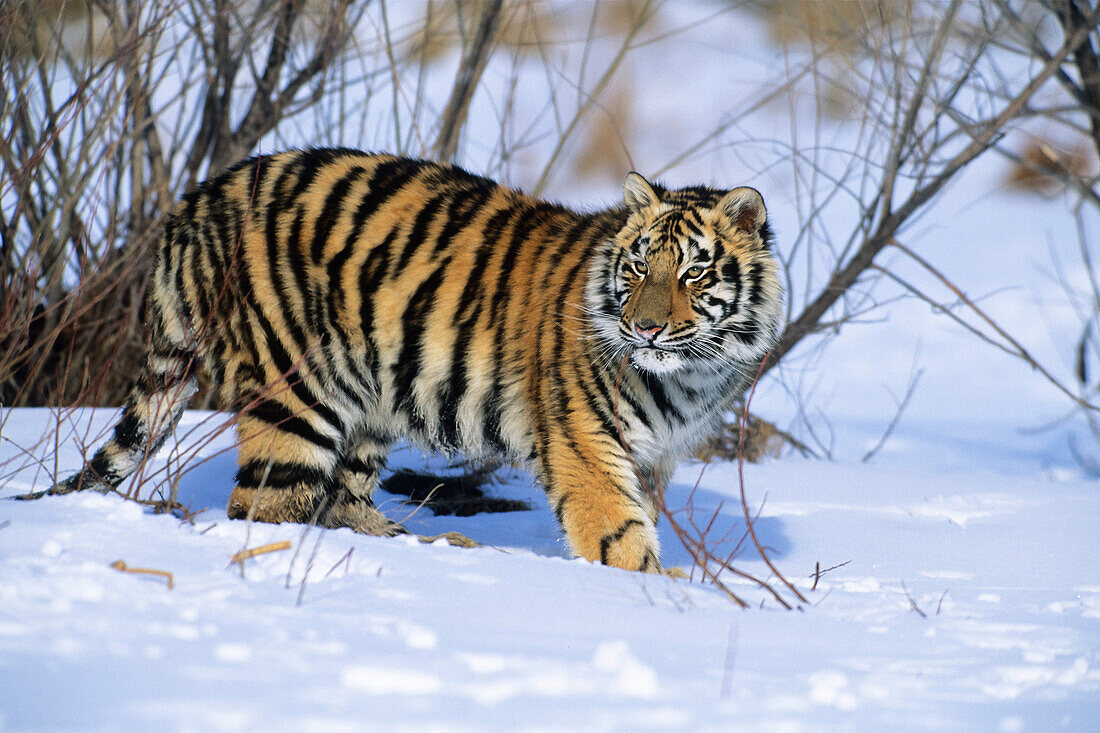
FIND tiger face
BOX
[592,172,783,375]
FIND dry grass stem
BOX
[229,540,291,567]
[110,559,173,590]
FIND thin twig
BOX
[901,581,927,619]
[738,354,809,606]
[324,547,354,579]
[889,240,1098,411]
[810,559,851,592]
[296,523,326,607]
[860,366,923,463]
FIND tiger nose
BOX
[634,320,664,341]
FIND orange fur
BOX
[54,149,783,572]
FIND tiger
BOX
[47,148,783,573]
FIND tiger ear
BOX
[718,187,767,232]
[623,172,659,212]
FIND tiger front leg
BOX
[543,438,662,573]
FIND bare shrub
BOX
[1,0,367,407]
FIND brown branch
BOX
[226,1,353,170]
[737,354,808,606]
[434,0,505,162]
[533,0,656,195]
[1053,0,1100,161]
[184,0,236,187]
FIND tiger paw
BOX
[327,501,407,537]
[596,519,661,573]
[417,531,480,548]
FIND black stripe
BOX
[614,372,653,433]
[113,410,143,450]
[454,206,514,317]
[692,299,720,319]
[747,266,766,307]
[259,318,343,432]
[263,160,312,349]
[246,399,338,452]
[733,321,761,345]
[233,303,268,387]
[574,359,620,440]
[484,205,554,448]
[600,519,643,566]
[721,256,741,309]
[235,459,328,490]
[552,493,567,528]
[338,456,383,476]
[311,165,367,263]
[354,157,424,236]
[321,156,425,350]
[254,163,344,432]
[647,379,683,423]
[431,184,494,257]
[85,453,122,488]
[357,227,400,377]
[321,169,370,348]
[285,206,319,329]
[439,206,519,450]
[195,232,220,324]
[173,229,193,331]
[544,217,600,427]
[393,192,448,273]
[140,367,195,394]
[392,259,452,434]
[680,214,705,241]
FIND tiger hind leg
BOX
[227,407,476,548]
[50,349,200,496]
[315,435,481,546]
[325,433,408,536]
[225,403,393,534]
[226,401,341,526]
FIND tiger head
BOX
[588,172,783,376]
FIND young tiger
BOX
[50,148,782,573]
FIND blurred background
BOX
[2,0,1098,470]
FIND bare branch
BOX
[764,6,1100,376]
[435,0,505,162]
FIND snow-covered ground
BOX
[1,400,1097,731]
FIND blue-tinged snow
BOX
[1,403,1098,731]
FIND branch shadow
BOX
[657,476,794,571]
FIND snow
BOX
[2,403,1098,731]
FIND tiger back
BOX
[52,148,783,573]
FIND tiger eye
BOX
[685,265,704,279]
